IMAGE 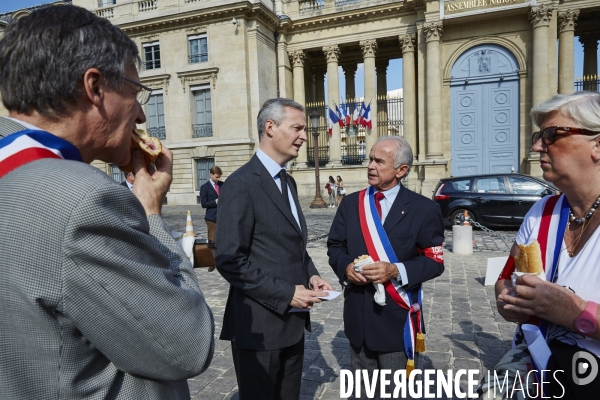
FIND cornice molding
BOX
[140,73,171,94]
[177,67,219,92]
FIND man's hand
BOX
[309,275,334,291]
[132,146,173,216]
[290,285,328,309]
[361,262,398,284]
[346,263,368,285]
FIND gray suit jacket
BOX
[215,154,319,351]
[0,120,214,399]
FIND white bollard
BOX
[452,225,473,255]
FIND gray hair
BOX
[375,136,413,172]
[257,98,305,140]
[530,91,600,131]
[0,5,140,118]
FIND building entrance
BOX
[450,44,520,176]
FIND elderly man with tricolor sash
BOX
[327,136,445,398]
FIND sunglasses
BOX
[531,126,600,146]
[123,77,153,105]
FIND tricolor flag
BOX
[327,107,339,136]
[340,103,351,126]
[363,102,372,129]
[334,104,345,128]
[352,105,360,126]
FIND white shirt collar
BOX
[375,182,401,203]
[256,149,286,178]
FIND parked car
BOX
[433,173,557,228]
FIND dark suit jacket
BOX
[327,186,445,353]
[120,181,130,189]
[216,155,319,351]
[200,180,222,223]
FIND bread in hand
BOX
[515,240,544,274]
[119,128,162,173]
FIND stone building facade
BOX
[1,0,599,203]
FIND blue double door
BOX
[450,45,520,176]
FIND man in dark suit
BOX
[328,136,444,399]
[199,165,223,243]
[120,171,135,190]
[216,98,333,400]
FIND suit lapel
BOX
[251,156,303,237]
[383,186,410,232]
[288,177,307,243]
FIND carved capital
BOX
[558,10,579,33]
[530,5,553,28]
[360,39,378,59]
[400,34,416,53]
[322,45,341,63]
[423,22,443,42]
[289,50,306,68]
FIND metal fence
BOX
[192,124,213,138]
[147,126,166,140]
[575,75,599,92]
[377,95,403,137]
[305,103,330,166]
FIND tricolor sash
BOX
[358,186,432,372]
[0,129,82,178]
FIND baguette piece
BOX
[118,128,162,173]
[515,240,544,274]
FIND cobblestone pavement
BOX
[162,199,519,399]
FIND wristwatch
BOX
[574,301,598,336]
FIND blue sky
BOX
[1,0,596,97]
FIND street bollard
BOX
[452,212,473,255]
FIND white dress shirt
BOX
[256,149,301,230]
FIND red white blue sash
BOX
[0,129,82,178]
[358,186,423,365]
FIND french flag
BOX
[327,107,339,136]
[340,103,351,126]
[352,106,360,126]
[363,103,372,129]
[335,104,345,128]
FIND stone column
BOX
[558,10,579,94]
[580,33,599,90]
[323,45,341,165]
[423,21,443,159]
[290,50,308,166]
[361,39,378,158]
[401,33,417,155]
[342,63,357,101]
[376,59,389,136]
[530,5,553,109]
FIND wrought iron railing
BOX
[189,54,208,64]
[307,126,330,167]
[575,75,599,92]
[192,124,213,138]
[377,94,403,137]
[147,126,166,140]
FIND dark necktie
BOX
[279,169,291,210]
[374,191,385,220]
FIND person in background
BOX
[0,6,214,399]
[200,165,223,243]
[336,175,345,206]
[496,91,600,397]
[325,175,336,208]
[121,171,135,190]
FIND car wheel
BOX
[450,209,476,226]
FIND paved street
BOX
[162,199,519,399]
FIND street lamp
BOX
[309,110,327,209]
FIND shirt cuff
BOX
[394,263,408,287]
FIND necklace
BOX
[567,218,591,257]
[569,195,600,224]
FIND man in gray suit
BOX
[0,6,213,400]
[216,98,333,399]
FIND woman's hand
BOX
[498,274,586,328]
[495,279,530,323]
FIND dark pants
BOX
[231,337,304,400]
[350,343,420,400]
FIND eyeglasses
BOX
[123,77,153,105]
[531,126,600,146]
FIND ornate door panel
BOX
[450,44,520,176]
